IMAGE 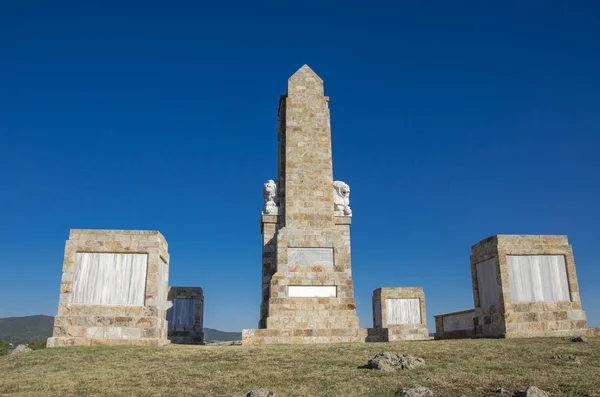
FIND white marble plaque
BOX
[476,258,500,310]
[288,286,337,298]
[156,257,166,310]
[72,253,148,305]
[373,299,382,327]
[386,298,421,325]
[442,311,474,332]
[288,248,334,266]
[507,255,570,302]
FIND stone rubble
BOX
[366,352,426,372]
[553,354,581,364]
[10,344,32,355]
[396,385,433,397]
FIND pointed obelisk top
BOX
[287,64,324,96]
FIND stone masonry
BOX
[435,235,587,339]
[372,288,429,341]
[244,65,361,345]
[47,229,170,347]
[167,286,204,344]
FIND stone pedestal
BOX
[372,288,429,341]
[471,235,587,338]
[47,229,170,347]
[434,235,587,339]
[244,65,361,345]
[167,287,204,344]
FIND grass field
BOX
[1,337,598,397]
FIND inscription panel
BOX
[288,248,334,267]
[386,298,421,325]
[507,255,570,302]
[72,253,148,305]
[288,286,337,298]
[443,311,475,332]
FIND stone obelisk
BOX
[243,65,361,344]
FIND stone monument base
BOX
[242,328,364,345]
[385,325,429,341]
[47,337,168,347]
[242,327,426,344]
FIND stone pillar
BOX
[167,287,204,344]
[471,235,587,338]
[47,229,170,347]
[372,287,429,341]
[244,65,360,345]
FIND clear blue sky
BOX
[1,1,599,332]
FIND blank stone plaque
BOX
[288,286,337,298]
[287,248,334,266]
[72,253,148,306]
[476,258,500,310]
[507,255,570,302]
[442,311,474,332]
[386,298,421,325]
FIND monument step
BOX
[266,318,359,330]
[268,297,356,305]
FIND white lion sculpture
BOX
[333,181,352,216]
[262,179,279,215]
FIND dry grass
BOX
[1,337,599,396]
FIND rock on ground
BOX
[514,386,549,397]
[10,345,32,355]
[553,354,582,364]
[367,352,426,372]
[241,388,275,397]
[571,336,589,343]
[396,385,433,397]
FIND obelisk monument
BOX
[243,65,361,344]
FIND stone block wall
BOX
[471,235,587,338]
[372,287,429,341]
[434,309,475,339]
[167,287,204,344]
[47,229,170,347]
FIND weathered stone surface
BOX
[242,389,275,397]
[436,235,588,339]
[514,386,549,397]
[396,385,433,397]
[366,352,425,372]
[47,230,170,348]
[372,288,429,341]
[11,344,32,355]
[167,287,204,344]
[553,354,581,364]
[571,335,588,343]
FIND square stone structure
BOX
[47,229,170,347]
[435,235,587,339]
[372,288,429,341]
[167,287,204,344]
[243,65,361,345]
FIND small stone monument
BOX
[372,287,429,340]
[47,229,170,347]
[167,287,204,344]
[243,65,361,344]
[435,235,587,339]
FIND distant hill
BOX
[0,315,53,345]
[0,315,241,344]
[203,328,242,342]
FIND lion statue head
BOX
[262,179,278,215]
[333,181,352,216]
